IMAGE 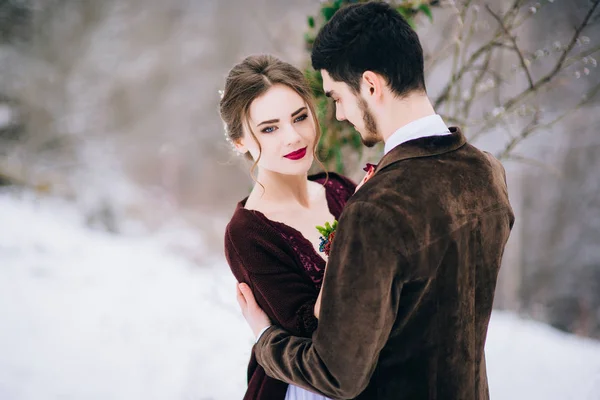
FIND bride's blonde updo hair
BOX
[219,54,325,177]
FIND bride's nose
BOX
[283,124,302,146]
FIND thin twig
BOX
[434,0,524,108]
[496,80,600,159]
[512,0,552,30]
[434,41,506,108]
[504,154,563,177]
[459,0,477,74]
[467,65,507,83]
[463,48,495,119]
[544,0,600,89]
[425,0,468,70]
[425,14,465,71]
[563,44,600,70]
[479,0,600,136]
[446,0,473,115]
[493,50,504,107]
[488,108,540,158]
[486,4,534,89]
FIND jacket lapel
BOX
[375,127,467,174]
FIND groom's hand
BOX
[236,283,272,339]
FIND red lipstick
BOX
[284,147,307,160]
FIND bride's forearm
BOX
[315,262,328,319]
[314,287,322,319]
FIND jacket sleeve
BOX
[225,219,319,337]
[254,201,404,398]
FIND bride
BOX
[220,54,356,400]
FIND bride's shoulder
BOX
[224,203,292,271]
[227,203,260,232]
[225,199,279,245]
[310,171,357,200]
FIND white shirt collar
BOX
[383,114,450,155]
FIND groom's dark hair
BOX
[311,1,426,97]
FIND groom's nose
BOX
[335,104,346,122]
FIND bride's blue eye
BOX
[294,114,308,123]
[261,126,276,133]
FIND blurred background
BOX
[1,0,600,399]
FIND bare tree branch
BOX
[466,65,507,82]
[496,108,541,159]
[462,48,495,119]
[486,4,534,89]
[504,154,563,177]
[425,0,469,71]
[496,80,600,160]
[563,44,600,70]
[434,0,524,108]
[446,0,474,115]
[478,0,600,137]
[459,0,477,76]
[544,0,600,90]
[434,41,507,108]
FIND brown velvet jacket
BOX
[255,128,515,399]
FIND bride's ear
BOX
[234,139,248,155]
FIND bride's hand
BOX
[314,265,327,319]
[237,283,272,339]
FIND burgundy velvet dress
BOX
[224,172,356,400]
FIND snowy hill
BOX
[1,191,599,400]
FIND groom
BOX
[237,2,514,399]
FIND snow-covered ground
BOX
[1,191,599,400]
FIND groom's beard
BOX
[358,96,380,148]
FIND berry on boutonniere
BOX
[316,220,338,256]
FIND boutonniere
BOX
[355,163,377,192]
[316,220,338,256]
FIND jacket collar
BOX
[375,127,466,173]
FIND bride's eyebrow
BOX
[291,107,307,117]
[257,106,307,126]
[257,118,279,127]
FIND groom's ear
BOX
[361,71,384,100]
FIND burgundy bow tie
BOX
[363,163,377,173]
